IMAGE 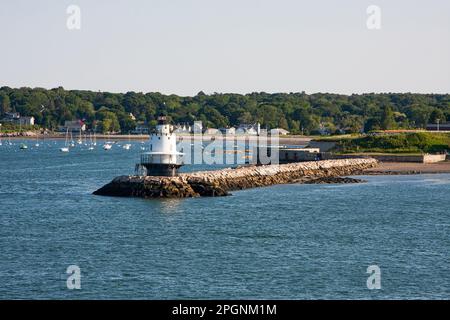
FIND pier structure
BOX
[95,158,379,198]
[139,115,183,176]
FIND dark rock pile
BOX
[303,177,366,184]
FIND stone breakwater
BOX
[93,158,378,198]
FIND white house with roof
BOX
[270,128,290,135]
[59,120,86,132]
[1,112,35,126]
[236,123,260,135]
[18,116,35,126]
[204,128,219,135]
[131,123,149,134]
[219,127,236,135]
[174,123,192,134]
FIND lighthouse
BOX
[140,115,183,176]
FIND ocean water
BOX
[0,139,449,299]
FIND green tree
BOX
[117,112,136,133]
[288,119,301,134]
[364,117,381,132]
[409,106,431,128]
[380,105,396,130]
[278,117,289,129]
[97,108,121,133]
[237,111,253,124]
[76,101,95,121]
[0,93,11,115]
[429,108,445,124]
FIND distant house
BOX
[237,123,260,135]
[59,120,86,132]
[18,116,35,126]
[270,128,290,135]
[317,123,332,135]
[1,113,35,126]
[174,123,192,134]
[204,128,219,135]
[426,123,450,131]
[131,124,149,134]
[219,127,236,135]
[1,112,20,122]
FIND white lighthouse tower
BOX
[140,115,183,176]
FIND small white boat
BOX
[62,128,71,152]
[20,143,28,150]
[123,144,131,150]
[103,144,112,150]
[77,130,83,144]
[88,146,95,150]
[35,133,40,147]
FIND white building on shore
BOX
[59,120,86,132]
[1,112,35,126]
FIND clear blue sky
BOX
[1,0,449,95]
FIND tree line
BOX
[0,86,449,134]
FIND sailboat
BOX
[69,130,75,148]
[103,143,112,150]
[93,131,97,146]
[77,129,82,145]
[35,131,40,147]
[87,132,95,150]
[140,135,146,150]
[123,133,131,150]
[18,121,27,149]
[103,131,113,150]
[60,128,70,152]
[83,132,89,146]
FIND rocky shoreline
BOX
[93,158,378,198]
[0,131,38,138]
[303,176,366,184]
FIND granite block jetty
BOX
[93,158,378,198]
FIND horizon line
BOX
[1,85,450,97]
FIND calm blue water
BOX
[0,139,449,299]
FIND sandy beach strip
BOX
[362,161,450,175]
[3,133,313,145]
